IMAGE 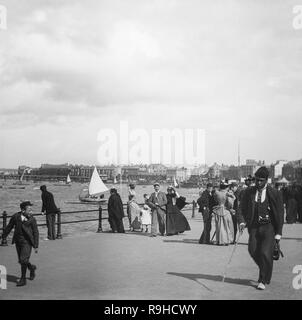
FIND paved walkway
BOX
[0,218,301,299]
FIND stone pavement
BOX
[0,217,301,300]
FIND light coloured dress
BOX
[140,207,152,226]
[212,190,234,245]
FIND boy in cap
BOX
[1,201,39,287]
[238,167,283,290]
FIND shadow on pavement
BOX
[7,274,19,283]
[163,239,248,246]
[282,237,302,242]
[167,272,255,289]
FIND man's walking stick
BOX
[222,231,243,282]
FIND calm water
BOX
[0,180,201,238]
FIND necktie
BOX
[257,189,262,203]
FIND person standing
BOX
[108,188,125,233]
[238,167,284,290]
[40,185,59,240]
[147,183,167,237]
[212,182,234,245]
[127,194,141,231]
[1,201,39,287]
[198,183,215,244]
[166,187,190,236]
[227,182,239,244]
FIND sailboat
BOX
[79,166,108,203]
[54,174,72,187]
[12,168,30,186]
[113,176,117,184]
[173,176,179,188]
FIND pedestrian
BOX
[1,201,39,287]
[127,194,141,231]
[166,186,190,236]
[108,188,125,233]
[147,183,167,237]
[40,185,59,240]
[140,204,152,233]
[212,182,234,245]
[238,167,284,290]
[198,183,215,244]
[227,182,239,244]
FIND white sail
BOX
[66,174,71,184]
[173,176,179,188]
[88,167,108,195]
[20,169,26,182]
[114,177,117,184]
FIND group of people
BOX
[107,183,191,237]
[0,167,288,290]
[197,166,284,290]
[0,185,58,287]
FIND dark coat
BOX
[108,193,124,219]
[2,212,39,248]
[41,190,59,214]
[197,190,215,213]
[237,186,284,235]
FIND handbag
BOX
[273,241,284,261]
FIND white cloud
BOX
[0,0,302,167]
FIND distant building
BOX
[166,167,187,182]
[272,160,288,179]
[147,164,167,175]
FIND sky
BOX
[0,0,302,168]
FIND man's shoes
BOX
[257,282,266,290]
[16,278,27,287]
[149,234,157,237]
[29,265,37,280]
[44,238,49,241]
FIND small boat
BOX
[54,174,72,187]
[79,166,108,203]
[7,186,26,190]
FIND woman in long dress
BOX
[127,194,141,231]
[166,187,191,236]
[212,182,234,245]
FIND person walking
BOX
[1,201,39,287]
[40,185,59,240]
[238,167,284,290]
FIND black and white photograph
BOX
[0,0,302,305]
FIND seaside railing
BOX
[0,201,198,246]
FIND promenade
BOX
[0,217,301,300]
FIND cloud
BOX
[0,0,302,166]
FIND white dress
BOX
[140,208,152,225]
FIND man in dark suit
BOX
[238,167,283,290]
[1,201,39,287]
[40,185,59,240]
[147,183,167,237]
[198,183,214,244]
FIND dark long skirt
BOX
[166,205,191,235]
[286,199,298,224]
